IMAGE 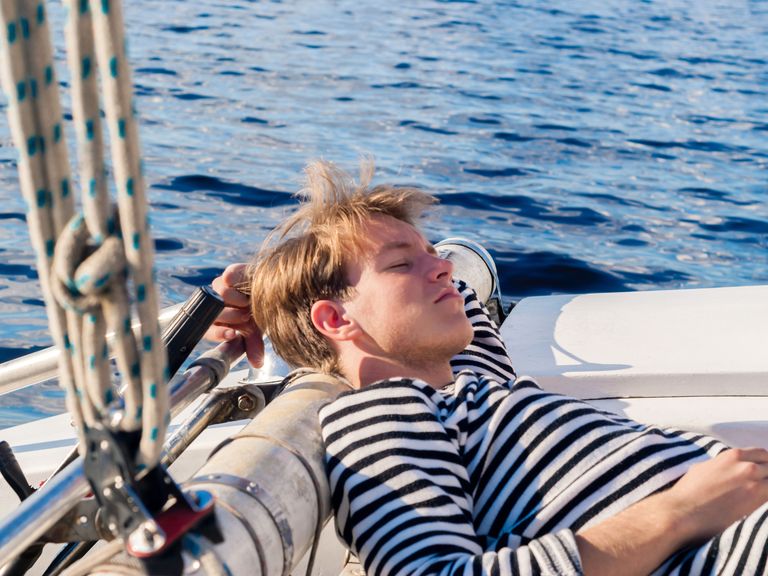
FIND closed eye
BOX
[387,261,410,270]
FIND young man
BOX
[208,160,768,576]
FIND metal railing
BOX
[0,304,184,397]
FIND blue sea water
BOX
[0,0,766,427]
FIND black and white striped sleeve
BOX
[450,280,516,383]
[319,380,583,576]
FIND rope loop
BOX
[52,208,126,315]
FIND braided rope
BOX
[0,0,87,435]
[0,0,168,469]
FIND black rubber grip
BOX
[0,440,35,501]
[162,285,225,378]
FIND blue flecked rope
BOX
[0,0,87,433]
[0,0,168,469]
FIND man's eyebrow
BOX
[376,240,437,256]
[378,241,414,253]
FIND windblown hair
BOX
[248,159,436,374]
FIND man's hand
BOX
[576,447,768,576]
[664,447,768,542]
[206,263,265,368]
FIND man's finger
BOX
[210,319,257,337]
[211,279,250,309]
[244,330,265,368]
[221,263,249,287]
[215,307,252,325]
[204,324,239,342]
[736,448,768,464]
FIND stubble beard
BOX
[387,316,473,374]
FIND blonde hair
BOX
[248,159,436,373]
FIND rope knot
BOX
[52,209,127,314]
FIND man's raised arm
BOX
[449,280,517,383]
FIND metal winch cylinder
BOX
[436,237,506,323]
[70,373,350,575]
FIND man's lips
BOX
[434,287,461,303]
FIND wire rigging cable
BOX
[0,0,168,469]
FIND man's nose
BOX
[428,253,453,281]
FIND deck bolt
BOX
[237,393,255,412]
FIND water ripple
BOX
[154,175,294,208]
[439,191,610,226]
[461,167,531,178]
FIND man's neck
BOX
[348,356,454,390]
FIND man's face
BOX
[341,215,474,369]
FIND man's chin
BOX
[439,332,475,362]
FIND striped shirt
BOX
[319,283,768,575]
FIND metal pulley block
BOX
[82,424,219,560]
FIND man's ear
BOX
[310,300,361,341]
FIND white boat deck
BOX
[501,284,768,447]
